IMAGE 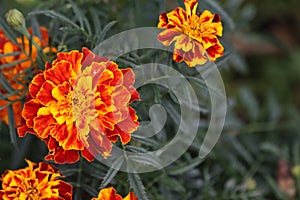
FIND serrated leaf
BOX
[28,10,81,30]
[169,157,204,175]
[97,21,116,44]
[128,154,162,170]
[127,172,149,200]
[160,177,186,192]
[99,157,124,188]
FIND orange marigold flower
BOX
[0,159,72,200]
[157,0,224,67]
[0,27,56,127]
[92,187,138,200]
[18,47,140,164]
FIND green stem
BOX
[18,26,51,63]
[76,156,83,188]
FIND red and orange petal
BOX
[18,47,140,164]
[157,0,224,67]
[92,187,138,200]
[0,159,72,200]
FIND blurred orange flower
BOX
[157,0,224,67]
[18,48,140,164]
[0,27,56,126]
[0,159,72,200]
[92,187,138,200]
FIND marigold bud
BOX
[5,9,26,29]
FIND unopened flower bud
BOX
[5,9,26,30]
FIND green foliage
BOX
[0,0,300,199]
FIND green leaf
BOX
[68,0,91,35]
[28,10,81,30]
[0,104,9,111]
[0,59,27,70]
[168,157,204,175]
[0,18,19,45]
[0,73,14,93]
[0,52,21,58]
[160,177,186,192]
[127,172,149,200]
[89,7,102,38]
[80,184,98,197]
[68,0,84,29]
[58,168,78,177]
[224,136,253,163]
[260,142,281,157]
[8,104,17,146]
[127,154,162,170]
[97,21,116,44]
[264,175,286,200]
[99,157,124,188]
[30,16,42,39]
[131,135,160,148]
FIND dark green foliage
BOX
[0,0,300,199]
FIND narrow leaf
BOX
[169,157,204,175]
[99,157,124,188]
[127,172,149,200]
[0,18,18,45]
[0,59,27,70]
[30,16,42,39]
[68,0,84,29]
[128,154,162,170]
[160,177,185,192]
[28,10,81,30]
[0,73,14,93]
[89,8,102,37]
[8,104,17,146]
[97,21,116,44]
[0,52,20,58]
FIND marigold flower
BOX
[157,0,224,67]
[18,48,140,164]
[0,159,72,200]
[0,27,56,126]
[92,187,138,200]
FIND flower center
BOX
[71,89,96,120]
[26,187,39,200]
[181,15,202,39]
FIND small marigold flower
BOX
[0,27,56,127]
[157,0,224,67]
[91,187,138,200]
[0,159,72,200]
[18,47,140,164]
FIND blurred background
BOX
[1,0,300,199]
